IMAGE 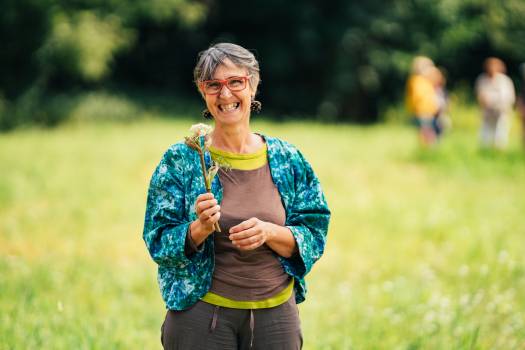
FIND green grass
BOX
[1,116,525,349]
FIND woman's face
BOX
[201,59,254,127]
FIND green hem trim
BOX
[201,279,294,309]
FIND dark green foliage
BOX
[1,0,525,130]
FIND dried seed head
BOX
[189,123,213,137]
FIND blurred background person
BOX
[517,63,525,148]
[475,57,516,150]
[406,56,439,147]
[426,66,451,141]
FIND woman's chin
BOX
[214,111,249,126]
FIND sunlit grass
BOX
[1,115,524,349]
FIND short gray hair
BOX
[193,43,260,95]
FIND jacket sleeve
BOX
[283,149,330,279]
[143,146,193,268]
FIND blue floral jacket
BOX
[143,135,330,310]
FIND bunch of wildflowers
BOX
[185,123,222,232]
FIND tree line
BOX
[1,0,524,130]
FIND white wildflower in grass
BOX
[453,325,464,337]
[390,313,402,325]
[472,290,484,306]
[382,280,394,293]
[423,310,435,323]
[439,297,450,310]
[419,264,436,281]
[185,123,224,232]
[57,300,64,312]
[479,264,489,276]
[498,250,509,264]
[459,294,470,307]
[458,264,469,277]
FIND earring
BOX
[250,100,262,113]
[202,109,213,119]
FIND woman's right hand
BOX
[189,193,221,246]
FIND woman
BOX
[475,57,516,149]
[143,43,330,349]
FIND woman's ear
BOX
[198,84,206,98]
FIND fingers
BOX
[229,227,258,242]
[202,211,221,226]
[196,192,214,202]
[231,228,264,250]
[195,194,217,216]
[200,205,220,222]
[229,217,258,234]
[194,193,220,230]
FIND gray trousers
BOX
[480,109,510,148]
[161,296,302,350]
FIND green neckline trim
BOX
[209,144,267,170]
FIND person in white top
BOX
[475,57,516,149]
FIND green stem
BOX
[198,150,210,191]
[198,149,221,232]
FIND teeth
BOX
[220,103,239,111]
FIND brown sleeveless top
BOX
[209,164,291,301]
[184,145,292,301]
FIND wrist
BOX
[265,222,278,243]
[190,220,211,246]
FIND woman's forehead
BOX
[212,59,248,79]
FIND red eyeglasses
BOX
[200,76,250,95]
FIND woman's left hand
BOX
[229,217,274,251]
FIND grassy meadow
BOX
[1,112,525,349]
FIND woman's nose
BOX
[219,85,232,98]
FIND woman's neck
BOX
[212,123,263,154]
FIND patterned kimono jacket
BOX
[143,135,330,310]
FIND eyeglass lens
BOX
[205,77,246,93]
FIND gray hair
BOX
[193,43,260,95]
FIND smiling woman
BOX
[142,43,331,349]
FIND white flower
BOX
[189,123,213,137]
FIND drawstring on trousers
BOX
[210,305,219,332]
[209,305,255,349]
[249,309,254,348]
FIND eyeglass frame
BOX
[199,75,252,95]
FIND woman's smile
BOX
[218,102,240,113]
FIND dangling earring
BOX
[202,109,213,119]
[250,100,262,114]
